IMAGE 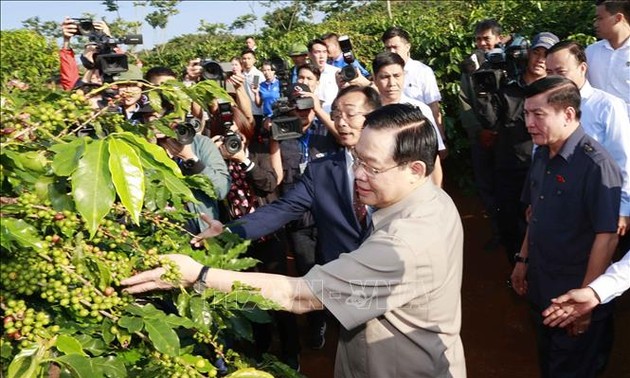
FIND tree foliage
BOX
[0,81,298,377]
[0,30,59,87]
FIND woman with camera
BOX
[205,104,300,369]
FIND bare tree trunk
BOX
[387,0,392,19]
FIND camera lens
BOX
[223,132,242,155]
[340,65,357,82]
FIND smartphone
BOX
[253,76,260,87]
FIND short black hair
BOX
[596,0,630,21]
[381,26,411,44]
[334,85,382,112]
[145,66,177,82]
[261,60,276,71]
[321,32,339,41]
[307,38,327,53]
[241,48,256,58]
[364,103,437,175]
[372,51,405,76]
[547,40,587,64]
[474,19,502,36]
[524,76,582,120]
[297,63,321,80]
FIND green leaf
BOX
[55,354,102,378]
[102,318,115,344]
[179,354,214,373]
[107,138,145,224]
[239,308,272,324]
[175,292,190,316]
[0,218,45,250]
[7,343,44,378]
[118,316,144,333]
[116,132,182,175]
[55,334,87,356]
[146,90,163,114]
[163,314,195,329]
[50,138,87,176]
[189,296,213,330]
[159,168,197,203]
[227,314,253,341]
[124,303,163,318]
[74,334,107,357]
[143,317,180,356]
[93,356,127,378]
[71,139,115,236]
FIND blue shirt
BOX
[259,78,281,117]
[522,127,621,310]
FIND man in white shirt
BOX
[307,38,340,113]
[241,49,265,129]
[371,51,445,187]
[546,40,630,236]
[585,0,630,116]
[381,26,445,151]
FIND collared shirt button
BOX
[539,195,544,200]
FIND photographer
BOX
[459,19,505,251]
[322,32,371,79]
[59,17,112,90]
[471,31,559,265]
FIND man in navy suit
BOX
[195,85,382,348]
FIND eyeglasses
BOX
[350,149,405,177]
[331,110,366,123]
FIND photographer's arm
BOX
[229,74,254,126]
[60,17,79,90]
[269,130,284,185]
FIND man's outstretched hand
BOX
[121,254,202,294]
[541,287,600,328]
[190,213,225,247]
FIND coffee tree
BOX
[0,80,297,377]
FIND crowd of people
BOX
[33,0,630,376]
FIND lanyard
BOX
[299,128,312,162]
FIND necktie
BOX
[353,181,367,229]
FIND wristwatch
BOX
[514,253,529,264]
[193,266,210,294]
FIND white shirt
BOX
[585,38,630,116]
[243,66,265,116]
[400,95,446,151]
[589,250,630,304]
[316,63,340,114]
[403,59,442,105]
[580,80,630,216]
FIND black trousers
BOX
[531,306,613,378]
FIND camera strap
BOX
[299,128,313,163]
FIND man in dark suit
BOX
[195,85,382,348]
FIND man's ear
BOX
[409,160,427,178]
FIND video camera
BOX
[338,35,358,82]
[216,102,243,155]
[198,60,233,82]
[73,18,143,81]
[471,35,530,95]
[269,58,315,141]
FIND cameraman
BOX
[59,17,112,90]
[472,31,559,265]
[459,19,504,251]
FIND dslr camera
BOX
[74,18,143,80]
[338,35,358,82]
[198,60,233,81]
[172,115,202,145]
[216,102,243,155]
[471,35,530,95]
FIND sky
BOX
[0,0,273,49]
